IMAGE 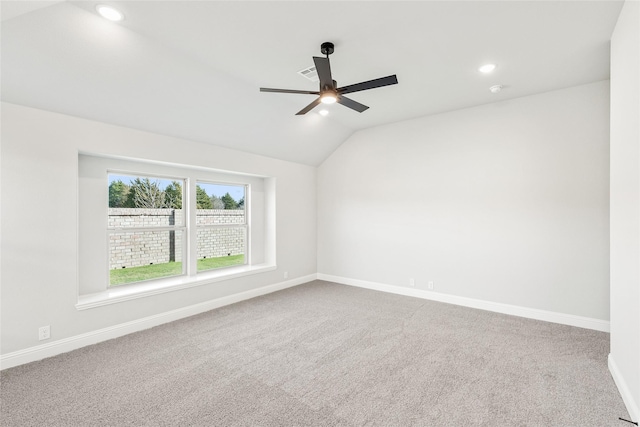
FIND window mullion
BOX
[187,178,198,277]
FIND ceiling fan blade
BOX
[337,95,369,113]
[313,56,334,89]
[260,88,320,95]
[295,98,322,115]
[337,75,398,95]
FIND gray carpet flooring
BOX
[0,280,630,426]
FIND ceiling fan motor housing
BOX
[322,80,338,92]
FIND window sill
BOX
[76,263,277,310]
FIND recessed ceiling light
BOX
[478,64,497,73]
[319,109,329,116]
[489,85,503,93]
[96,5,124,22]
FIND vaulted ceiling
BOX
[1,1,623,165]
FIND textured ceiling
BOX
[1,1,623,165]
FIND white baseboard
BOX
[317,273,610,332]
[609,354,639,422]
[0,274,316,370]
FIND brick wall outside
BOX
[109,208,245,269]
[196,210,245,259]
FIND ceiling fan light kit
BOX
[260,42,398,115]
[320,92,337,104]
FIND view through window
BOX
[196,182,247,272]
[108,174,185,286]
[107,174,248,286]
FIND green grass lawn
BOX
[110,254,245,286]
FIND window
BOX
[78,154,275,305]
[196,182,247,272]
[107,175,252,286]
[107,173,185,286]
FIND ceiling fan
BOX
[260,42,398,115]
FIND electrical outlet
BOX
[409,278,415,287]
[427,281,434,290]
[284,271,289,279]
[38,325,50,341]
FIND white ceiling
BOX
[1,1,623,166]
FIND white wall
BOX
[0,102,317,356]
[610,0,640,420]
[318,81,610,321]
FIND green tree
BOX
[210,194,225,209]
[126,178,169,208]
[221,192,238,210]
[196,185,213,209]
[164,181,182,209]
[237,197,245,210]
[109,180,130,207]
